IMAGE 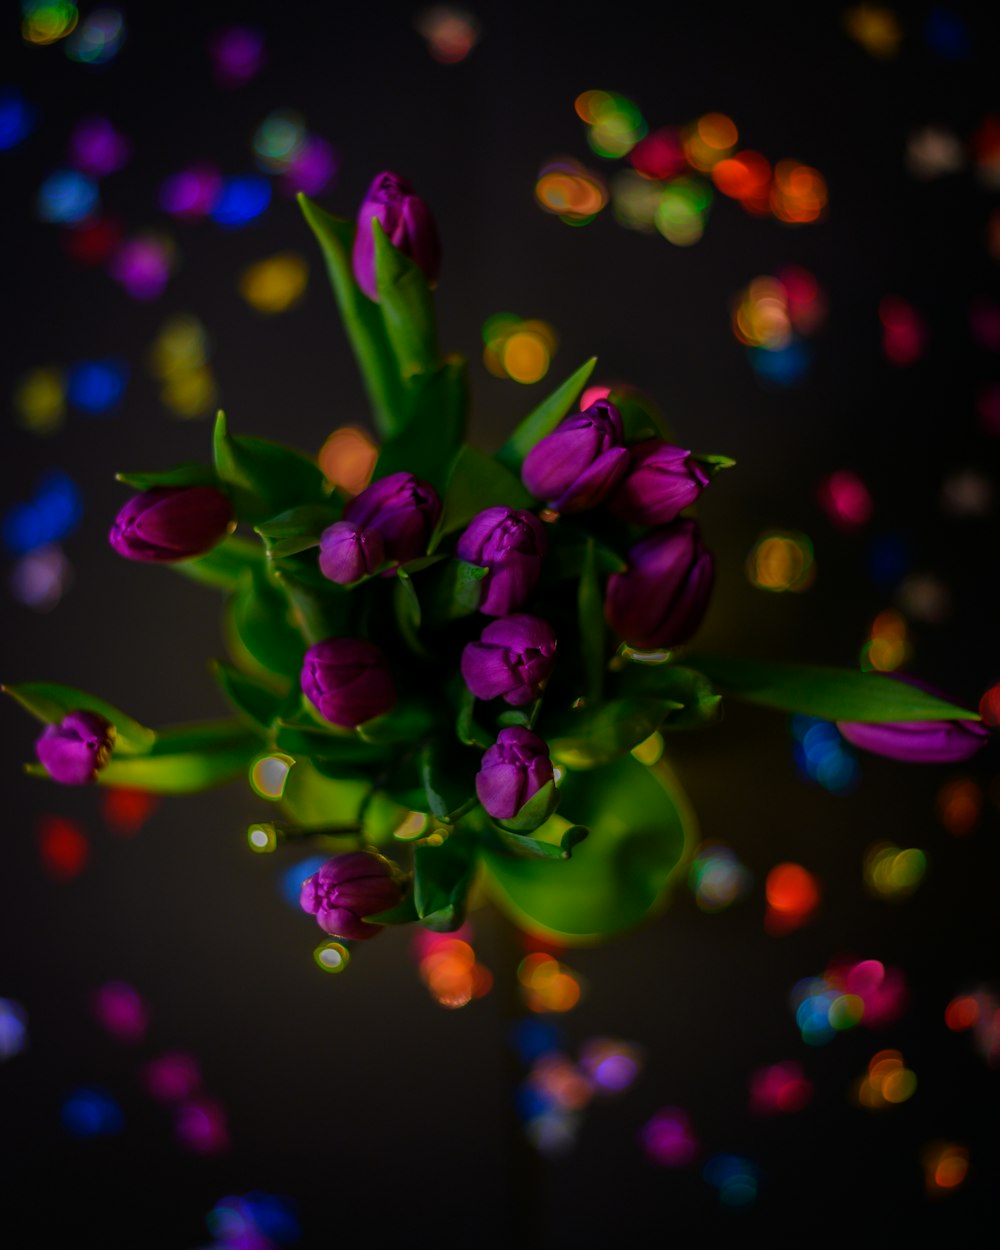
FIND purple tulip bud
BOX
[109,486,233,563]
[837,676,990,763]
[352,171,442,302]
[301,638,396,729]
[609,440,711,526]
[461,614,557,707]
[456,507,547,616]
[299,851,407,940]
[318,521,385,584]
[475,727,554,821]
[521,399,630,513]
[36,710,116,785]
[605,520,714,650]
[342,471,441,566]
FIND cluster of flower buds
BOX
[318,470,441,584]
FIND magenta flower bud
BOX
[521,399,630,513]
[609,440,711,526]
[456,506,547,615]
[352,171,442,302]
[837,676,990,763]
[109,486,233,563]
[342,471,441,566]
[461,614,557,707]
[36,710,116,785]
[301,638,396,728]
[605,520,714,650]
[299,850,407,940]
[475,727,554,821]
[318,521,385,584]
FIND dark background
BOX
[1,2,998,1245]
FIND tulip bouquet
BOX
[6,173,989,953]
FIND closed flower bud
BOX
[456,506,547,616]
[299,851,407,941]
[318,521,385,585]
[461,614,557,706]
[609,440,711,526]
[476,727,554,821]
[36,710,116,785]
[837,676,990,763]
[521,399,630,513]
[343,471,441,566]
[301,638,396,729]
[605,520,714,650]
[109,486,233,563]
[352,171,442,302]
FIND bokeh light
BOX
[535,157,608,225]
[654,177,711,246]
[280,134,337,197]
[66,359,128,414]
[688,842,752,912]
[860,607,910,672]
[482,313,557,383]
[703,1154,759,1206]
[854,1049,917,1108]
[160,164,223,219]
[642,1107,698,1167]
[843,4,903,58]
[791,960,905,1045]
[2,469,82,557]
[211,175,272,228]
[0,999,28,1060]
[629,127,686,181]
[109,232,175,301]
[817,469,873,531]
[936,777,982,836]
[250,754,295,800]
[38,813,89,879]
[239,253,309,314]
[147,312,218,419]
[923,1142,970,1195]
[414,6,480,63]
[143,1052,202,1103]
[209,25,265,88]
[65,7,125,64]
[746,530,815,593]
[518,951,583,1014]
[21,1,78,46]
[944,988,1000,1065]
[314,941,351,974]
[578,1038,643,1093]
[9,544,73,610]
[175,1097,229,1154]
[13,366,65,435]
[748,1061,813,1115]
[318,426,378,495]
[67,116,130,177]
[0,87,38,150]
[863,842,927,899]
[101,787,158,836]
[62,1087,124,1137]
[765,862,820,934]
[91,981,148,1043]
[412,928,492,1007]
[880,296,927,365]
[576,90,647,158]
[906,125,965,179]
[769,160,828,224]
[36,169,99,224]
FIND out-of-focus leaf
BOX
[3,682,154,754]
[419,558,488,626]
[616,663,722,730]
[366,895,419,925]
[432,445,535,548]
[213,411,327,523]
[610,387,672,444]
[115,463,219,490]
[495,358,597,472]
[169,535,261,591]
[373,357,468,493]
[357,700,437,745]
[270,563,350,645]
[495,779,560,833]
[690,656,980,722]
[255,503,341,559]
[489,816,589,861]
[482,755,695,943]
[86,731,259,793]
[226,566,304,683]
[578,538,605,703]
[455,684,492,749]
[691,453,736,477]
[372,218,440,381]
[212,662,284,731]
[280,757,371,829]
[420,739,478,822]
[413,837,476,931]
[545,525,626,580]
[546,698,681,768]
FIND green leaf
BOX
[84,732,260,793]
[616,663,722,730]
[692,453,736,477]
[372,356,468,493]
[146,720,256,755]
[419,558,488,627]
[213,411,327,524]
[609,387,672,444]
[482,755,695,943]
[3,682,154,754]
[255,503,341,559]
[357,699,437,745]
[212,662,284,731]
[169,535,261,591]
[115,463,219,490]
[226,566,304,683]
[495,779,561,833]
[366,895,419,925]
[420,739,478,822]
[280,758,371,829]
[392,568,433,659]
[578,538,605,703]
[271,563,351,646]
[432,445,535,548]
[547,698,681,768]
[455,685,492,749]
[690,657,980,722]
[297,195,404,434]
[490,817,589,861]
[413,838,476,931]
[544,525,626,581]
[495,358,597,472]
[372,218,440,380]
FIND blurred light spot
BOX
[940,468,993,517]
[279,855,329,907]
[67,116,130,177]
[943,987,1000,1064]
[863,841,927,899]
[979,682,1000,727]
[64,214,122,267]
[65,7,125,64]
[970,298,1000,351]
[101,787,158,836]
[791,714,861,794]
[973,116,1000,189]
[860,607,910,672]
[906,125,965,179]
[392,810,429,841]
[281,134,338,197]
[13,366,65,435]
[9,544,73,610]
[748,1061,813,1115]
[207,1192,301,1246]
[641,1107,697,1167]
[817,469,873,531]
[414,6,480,63]
[630,731,664,765]
[143,1052,202,1102]
[36,168,98,224]
[147,313,218,420]
[510,1017,563,1063]
[0,999,28,1060]
[765,862,820,934]
[239,252,308,314]
[576,89,647,158]
[414,929,493,1008]
[250,753,294,800]
[0,87,38,150]
[518,952,582,1013]
[747,531,815,593]
[791,959,907,1045]
[655,177,711,245]
[944,994,979,1032]
[253,108,305,174]
[2,469,82,556]
[924,7,971,59]
[855,1048,917,1108]
[319,426,378,495]
[977,381,1000,435]
[770,159,827,224]
[629,127,686,181]
[936,776,982,836]
[92,981,148,1042]
[924,1142,969,1195]
[610,169,665,232]
[712,149,772,213]
[62,1087,123,1137]
[21,1,78,45]
[867,532,911,586]
[211,174,271,227]
[843,4,903,58]
[109,232,175,301]
[748,340,810,386]
[688,842,751,912]
[880,296,927,365]
[38,814,89,879]
[578,1039,643,1092]
[483,313,557,383]
[176,1097,229,1154]
[209,25,265,88]
[248,823,277,853]
[895,573,951,625]
[160,164,223,219]
[314,941,351,974]
[704,1154,759,1206]
[535,156,608,225]
[66,358,128,413]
